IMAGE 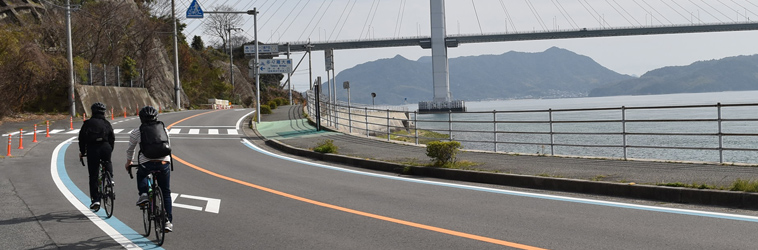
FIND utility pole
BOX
[172,0,181,109]
[66,0,75,117]
[253,8,260,123]
[227,26,242,103]
[287,43,292,104]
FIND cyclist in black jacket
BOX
[78,102,115,211]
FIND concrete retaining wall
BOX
[75,85,159,117]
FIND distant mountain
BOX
[589,54,758,97]
[327,47,633,105]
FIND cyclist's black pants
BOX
[87,143,113,203]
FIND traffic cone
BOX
[45,121,50,137]
[111,108,114,120]
[83,113,87,121]
[123,108,127,118]
[6,135,11,156]
[32,124,38,143]
[69,116,73,130]
[18,129,23,149]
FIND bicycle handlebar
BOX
[80,154,86,166]
[128,164,140,179]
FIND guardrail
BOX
[305,91,758,164]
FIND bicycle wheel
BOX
[153,186,166,246]
[101,174,115,218]
[142,205,151,236]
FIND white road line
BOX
[188,129,200,135]
[51,138,142,249]
[227,129,238,135]
[113,129,124,134]
[66,129,80,134]
[49,129,64,134]
[208,129,219,135]
[169,128,181,134]
[171,126,236,128]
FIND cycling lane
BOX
[54,108,758,249]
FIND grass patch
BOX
[313,139,338,154]
[590,175,606,181]
[657,182,718,190]
[730,179,758,192]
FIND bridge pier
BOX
[421,0,466,113]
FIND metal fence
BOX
[78,63,146,88]
[305,90,758,164]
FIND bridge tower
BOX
[419,0,466,113]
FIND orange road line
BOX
[166,110,220,129]
[172,155,547,250]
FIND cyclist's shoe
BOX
[164,221,173,232]
[136,193,149,206]
[90,202,100,211]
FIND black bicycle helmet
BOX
[139,106,158,123]
[91,102,106,114]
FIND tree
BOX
[202,5,243,52]
[191,35,204,51]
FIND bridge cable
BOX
[671,0,701,23]
[524,0,548,31]
[498,0,518,32]
[471,0,484,34]
[366,0,383,39]
[259,1,288,33]
[692,0,730,22]
[580,0,608,28]
[613,0,643,26]
[576,0,602,27]
[397,0,407,38]
[717,0,750,21]
[639,0,674,25]
[270,0,304,43]
[686,0,724,23]
[660,0,691,23]
[551,0,579,29]
[728,0,758,19]
[603,0,637,26]
[631,0,666,25]
[305,0,335,41]
[334,0,358,40]
[392,0,405,38]
[328,0,353,42]
[745,0,758,9]
[280,1,312,42]
[297,0,327,41]
[359,0,379,39]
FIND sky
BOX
[175,0,758,93]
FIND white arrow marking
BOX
[171,193,220,213]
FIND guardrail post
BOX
[387,109,391,141]
[622,106,627,160]
[448,110,452,141]
[717,102,723,163]
[549,108,554,156]
[348,102,352,133]
[88,63,93,85]
[414,111,419,145]
[365,107,369,137]
[493,110,497,152]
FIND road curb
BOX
[262,136,758,209]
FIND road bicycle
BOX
[80,155,115,218]
[129,164,168,246]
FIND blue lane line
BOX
[241,139,758,223]
[58,143,164,249]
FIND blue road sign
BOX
[186,0,203,19]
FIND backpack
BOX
[139,121,171,158]
[84,120,109,143]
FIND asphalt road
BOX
[3,108,758,249]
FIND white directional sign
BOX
[186,0,203,19]
[257,59,292,74]
[171,193,221,213]
[244,45,278,54]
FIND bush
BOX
[313,139,338,153]
[267,100,277,109]
[260,105,272,114]
[426,141,462,166]
[274,97,289,106]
